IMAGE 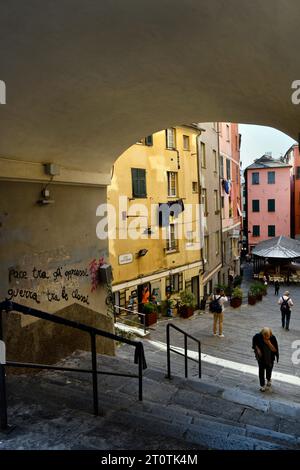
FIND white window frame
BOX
[167,171,178,197]
[183,135,190,150]
[166,128,176,150]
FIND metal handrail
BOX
[114,305,147,334]
[166,323,201,380]
[0,299,147,431]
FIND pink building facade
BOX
[245,155,291,252]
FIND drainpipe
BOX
[196,130,205,277]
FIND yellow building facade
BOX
[108,126,204,312]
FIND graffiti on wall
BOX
[7,265,91,306]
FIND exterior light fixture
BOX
[137,249,148,257]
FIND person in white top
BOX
[210,288,228,337]
[278,290,294,331]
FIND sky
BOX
[239,124,297,170]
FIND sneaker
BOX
[260,386,266,392]
[286,328,289,331]
[266,381,272,388]
[213,333,217,336]
[218,334,225,338]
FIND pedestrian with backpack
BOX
[209,288,228,338]
[278,290,294,331]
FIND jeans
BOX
[258,362,273,387]
[281,310,291,329]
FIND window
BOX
[268,225,276,237]
[201,188,208,215]
[192,181,198,193]
[166,128,176,149]
[201,142,206,168]
[166,224,178,252]
[296,167,300,179]
[186,230,194,245]
[268,171,275,184]
[226,124,230,142]
[131,168,146,198]
[268,199,275,212]
[252,200,260,212]
[136,135,153,146]
[204,235,209,263]
[252,172,259,184]
[226,159,231,179]
[253,225,260,237]
[167,171,178,197]
[168,273,183,293]
[214,190,219,213]
[220,156,224,178]
[215,231,220,255]
[213,150,217,172]
[183,135,190,150]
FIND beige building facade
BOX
[197,123,223,301]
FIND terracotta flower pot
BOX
[230,297,242,308]
[144,311,157,326]
[179,306,194,318]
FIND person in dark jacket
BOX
[252,327,279,392]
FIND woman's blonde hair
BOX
[260,327,272,337]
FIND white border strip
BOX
[147,340,300,387]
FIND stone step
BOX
[4,350,300,450]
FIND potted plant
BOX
[142,302,158,326]
[261,282,268,296]
[160,299,174,317]
[178,289,196,318]
[251,281,263,301]
[248,285,257,305]
[230,287,243,308]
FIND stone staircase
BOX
[2,349,300,450]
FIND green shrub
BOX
[179,289,196,308]
[231,287,243,299]
[143,302,157,314]
[249,281,264,296]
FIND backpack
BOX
[209,295,222,313]
[280,297,291,314]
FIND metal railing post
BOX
[90,333,99,416]
[184,335,188,378]
[198,343,201,378]
[166,324,171,379]
[0,309,8,431]
[138,344,143,401]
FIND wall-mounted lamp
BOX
[37,188,55,205]
[137,249,148,257]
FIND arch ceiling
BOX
[0,0,300,174]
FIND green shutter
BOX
[131,168,146,197]
[268,199,275,212]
